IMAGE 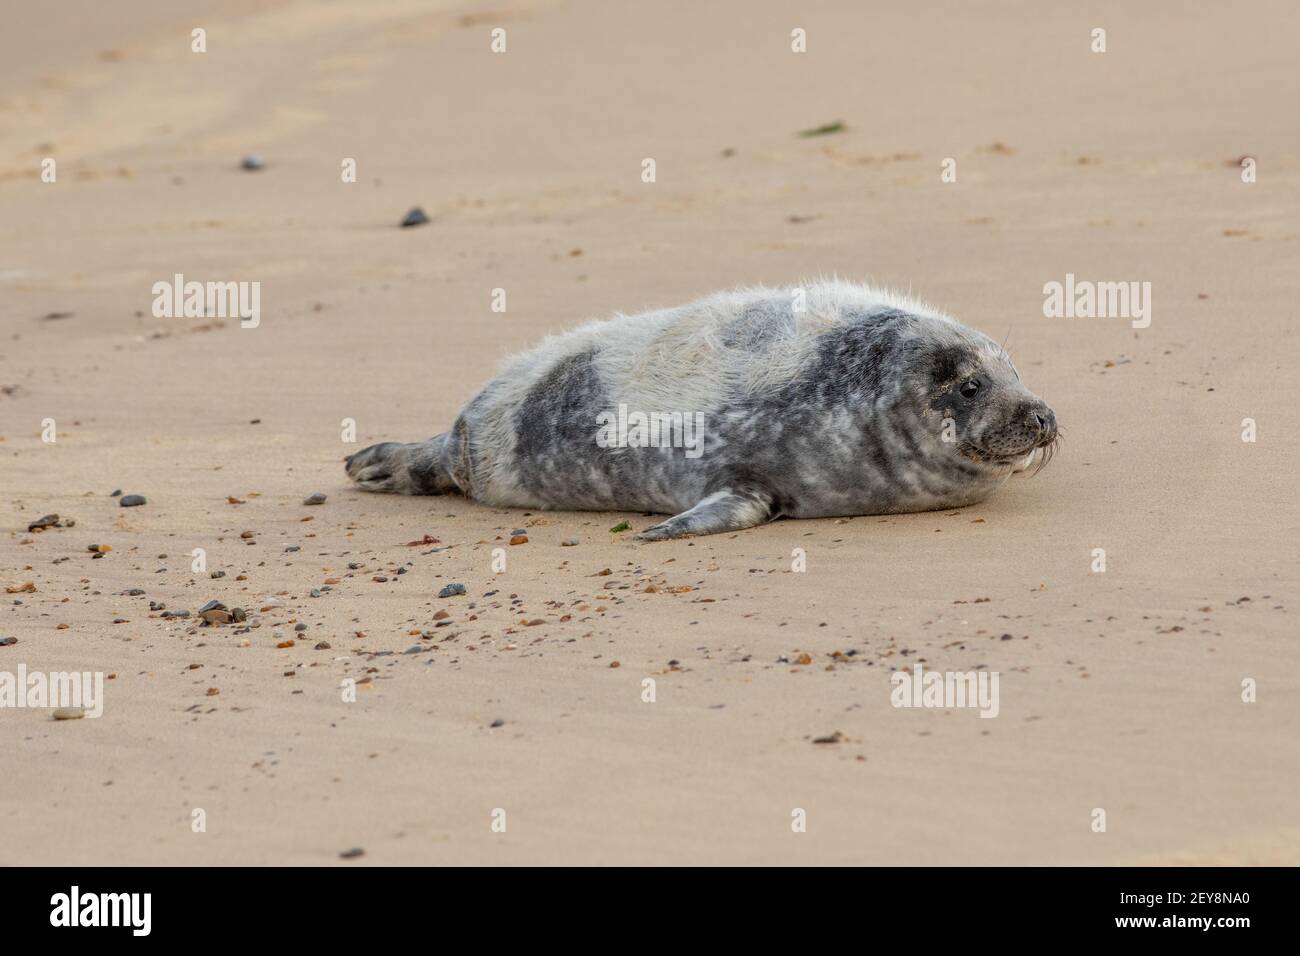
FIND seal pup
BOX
[345,280,1058,539]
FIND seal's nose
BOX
[1034,407,1058,443]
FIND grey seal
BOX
[345,281,1058,539]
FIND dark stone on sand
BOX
[438,583,466,598]
[303,493,327,505]
[400,207,429,228]
[119,495,146,507]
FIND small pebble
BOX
[0,637,17,647]
[303,493,327,506]
[438,583,466,598]
[53,707,85,720]
[339,847,365,860]
[490,718,505,728]
[240,155,265,171]
[561,538,579,547]
[400,207,429,228]
[119,494,146,507]
[27,514,59,532]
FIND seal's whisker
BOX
[1029,435,1060,476]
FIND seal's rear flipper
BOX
[636,485,775,541]
[345,435,459,495]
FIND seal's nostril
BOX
[1035,413,1047,429]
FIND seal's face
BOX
[923,339,1058,469]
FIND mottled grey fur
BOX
[345,281,1058,539]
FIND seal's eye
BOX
[959,378,982,399]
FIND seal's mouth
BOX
[1021,432,1061,474]
[961,429,1061,471]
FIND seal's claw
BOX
[635,523,677,542]
[635,486,776,540]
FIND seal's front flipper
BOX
[346,435,458,495]
[636,486,775,541]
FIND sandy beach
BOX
[1,0,1297,865]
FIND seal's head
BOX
[920,329,1058,470]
